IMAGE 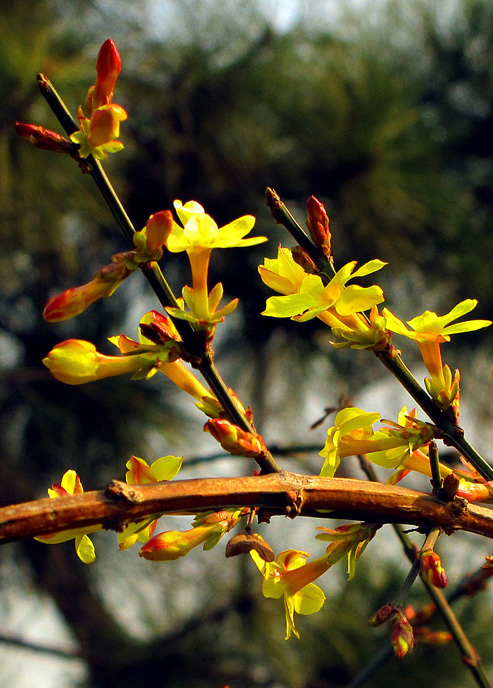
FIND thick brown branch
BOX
[1,474,493,543]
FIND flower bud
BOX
[419,549,448,588]
[414,628,452,646]
[144,211,174,253]
[306,196,331,257]
[93,38,121,109]
[88,104,127,147]
[204,418,267,458]
[43,262,132,322]
[390,609,414,658]
[140,510,242,561]
[15,122,73,153]
[368,603,394,627]
[43,339,144,385]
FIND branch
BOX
[2,474,493,543]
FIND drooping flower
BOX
[118,455,183,551]
[250,549,327,639]
[139,509,245,561]
[35,470,100,564]
[319,406,435,477]
[316,523,378,579]
[165,200,266,323]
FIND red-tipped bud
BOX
[93,39,121,109]
[144,211,174,253]
[419,549,449,588]
[390,609,414,658]
[43,262,132,322]
[15,122,73,153]
[306,196,331,257]
[368,603,394,627]
[204,419,267,458]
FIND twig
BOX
[36,73,281,476]
[353,456,492,688]
[266,188,493,482]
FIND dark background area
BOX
[1,1,492,686]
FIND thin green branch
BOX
[265,187,336,281]
[428,441,443,493]
[266,188,493,481]
[36,73,281,475]
[354,456,491,688]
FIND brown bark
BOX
[1,473,493,543]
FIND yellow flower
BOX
[166,200,266,252]
[320,407,435,477]
[259,248,388,349]
[43,338,174,385]
[383,300,491,417]
[251,549,327,639]
[35,470,100,564]
[165,201,266,322]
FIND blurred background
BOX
[1,0,493,686]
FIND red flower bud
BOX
[368,603,394,627]
[93,39,121,109]
[204,419,267,458]
[43,262,132,322]
[145,211,174,253]
[419,549,448,588]
[306,195,331,257]
[390,609,414,658]
[15,122,73,154]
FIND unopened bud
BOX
[204,419,267,458]
[88,104,127,147]
[93,38,122,109]
[306,195,331,257]
[368,603,394,627]
[414,628,452,646]
[43,261,132,322]
[390,608,414,658]
[419,549,448,588]
[15,122,73,153]
[142,210,174,253]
